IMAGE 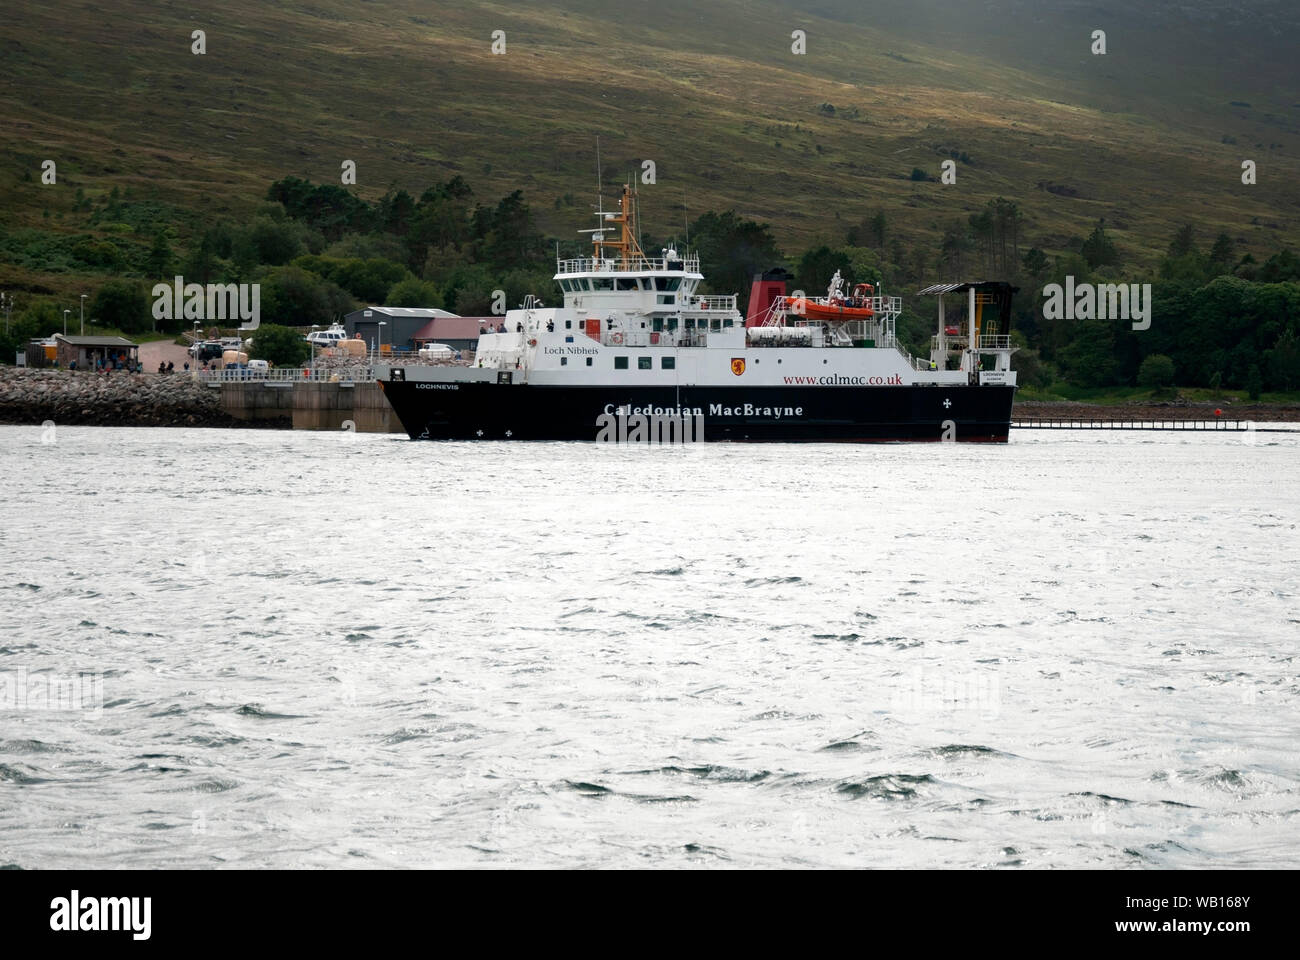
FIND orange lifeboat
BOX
[783,272,876,320]
[783,295,875,321]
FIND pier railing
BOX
[197,366,378,384]
[1012,418,1261,431]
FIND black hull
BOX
[379,380,1015,442]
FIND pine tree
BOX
[146,230,172,278]
[1168,223,1197,258]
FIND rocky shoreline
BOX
[0,368,289,428]
[1014,399,1300,422]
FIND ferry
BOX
[376,184,1019,442]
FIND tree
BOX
[1137,353,1175,389]
[795,246,852,295]
[249,323,310,367]
[1258,248,1300,283]
[267,176,374,240]
[867,211,887,248]
[1057,317,1119,387]
[329,258,409,303]
[1247,364,1263,401]
[232,216,304,269]
[1080,219,1119,269]
[1209,233,1235,265]
[1022,247,1049,279]
[90,280,151,334]
[939,226,971,278]
[386,277,442,308]
[181,230,221,285]
[145,230,173,277]
[260,266,334,326]
[378,188,417,236]
[1265,329,1300,391]
[477,189,545,270]
[688,210,782,312]
[909,167,928,181]
[1168,223,1198,258]
[451,280,496,316]
[0,301,58,359]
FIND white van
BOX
[418,342,457,360]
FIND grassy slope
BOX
[1,0,1298,302]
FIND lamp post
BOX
[377,321,387,359]
[80,294,87,335]
[310,324,319,368]
[63,309,70,336]
[1,292,11,336]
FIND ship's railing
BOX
[929,334,1016,351]
[871,295,903,316]
[683,295,736,312]
[556,254,700,275]
[602,331,711,348]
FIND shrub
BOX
[90,279,151,334]
[248,323,310,367]
[1137,353,1175,388]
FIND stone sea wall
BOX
[0,368,289,428]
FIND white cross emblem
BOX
[943,399,952,409]
[476,429,484,437]
[505,430,513,437]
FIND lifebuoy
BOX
[528,338,537,347]
[611,333,624,345]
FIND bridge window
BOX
[654,277,682,291]
[592,278,613,291]
[638,356,651,370]
[616,278,638,291]
[559,280,573,292]
[615,356,628,369]
[652,318,664,332]
[662,356,675,370]
[657,295,675,305]
[565,320,572,329]
[578,278,591,291]
[667,318,678,331]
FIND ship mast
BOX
[583,183,646,269]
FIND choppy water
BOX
[1,424,1297,868]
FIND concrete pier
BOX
[290,381,404,433]
[215,380,402,432]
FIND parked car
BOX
[190,341,226,363]
[247,359,269,376]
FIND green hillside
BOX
[3,0,1297,292]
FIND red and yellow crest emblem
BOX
[731,357,746,376]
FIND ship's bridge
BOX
[554,250,708,315]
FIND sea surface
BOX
[1,424,1297,869]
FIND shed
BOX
[53,335,139,370]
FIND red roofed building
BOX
[411,315,497,352]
